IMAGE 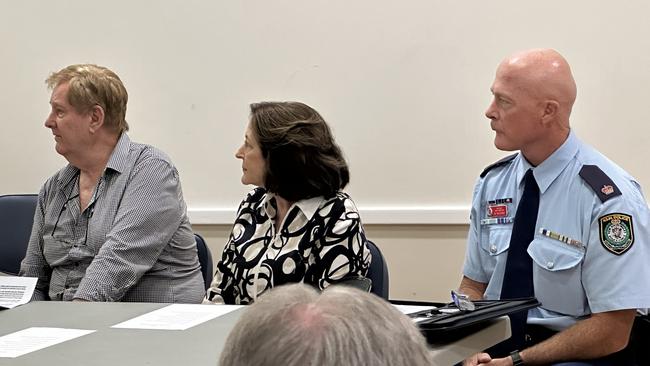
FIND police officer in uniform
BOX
[460,49,650,365]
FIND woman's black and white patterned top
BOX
[204,187,371,304]
[19,133,205,303]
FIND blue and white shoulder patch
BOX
[579,165,621,203]
[480,153,517,178]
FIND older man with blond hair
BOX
[20,64,204,303]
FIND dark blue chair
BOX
[0,194,38,275]
[194,233,213,290]
[631,314,650,364]
[367,240,389,300]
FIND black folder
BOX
[393,297,540,343]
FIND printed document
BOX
[111,304,244,330]
[0,327,95,358]
[0,277,37,309]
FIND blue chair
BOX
[0,194,38,275]
[194,233,213,290]
[367,240,389,300]
[631,314,650,364]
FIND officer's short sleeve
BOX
[462,178,490,283]
[582,194,650,313]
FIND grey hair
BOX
[219,283,435,366]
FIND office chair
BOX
[367,240,390,300]
[337,275,373,293]
[631,314,650,364]
[194,233,213,290]
[0,194,38,275]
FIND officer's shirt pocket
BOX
[528,237,586,316]
[481,227,511,299]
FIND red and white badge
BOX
[487,204,508,218]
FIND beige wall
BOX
[194,224,469,302]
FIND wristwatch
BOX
[510,350,524,365]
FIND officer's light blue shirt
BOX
[463,130,650,331]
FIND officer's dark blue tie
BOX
[501,168,539,350]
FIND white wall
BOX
[2,1,650,301]
[2,1,650,223]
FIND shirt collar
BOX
[56,133,131,190]
[294,195,325,219]
[515,130,579,194]
[260,191,276,218]
[105,133,131,174]
[57,165,80,190]
[261,192,325,221]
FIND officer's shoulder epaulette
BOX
[579,165,622,203]
[480,153,517,178]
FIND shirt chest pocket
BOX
[481,227,512,256]
[528,237,587,316]
[480,228,511,300]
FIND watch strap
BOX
[510,350,524,365]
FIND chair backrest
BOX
[631,314,650,364]
[337,275,372,293]
[367,240,389,299]
[194,233,213,290]
[0,194,38,275]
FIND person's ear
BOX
[88,105,105,133]
[541,100,559,126]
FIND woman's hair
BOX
[46,64,129,134]
[249,101,349,202]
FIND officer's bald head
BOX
[496,48,577,126]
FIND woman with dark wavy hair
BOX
[204,102,371,304]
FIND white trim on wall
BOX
[188,206,471,225]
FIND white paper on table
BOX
[0,327,95,358]
[393,304,437,315]
[111,304,244,330]
[0,277,37,309]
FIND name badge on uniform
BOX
[487,204,508,218]
[481,198,513,225]
[487,198,512,217]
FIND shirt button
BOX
[546,261,554,269]
[490,244,497,253]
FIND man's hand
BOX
[464,353,516,366]
[463,352,493,366]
